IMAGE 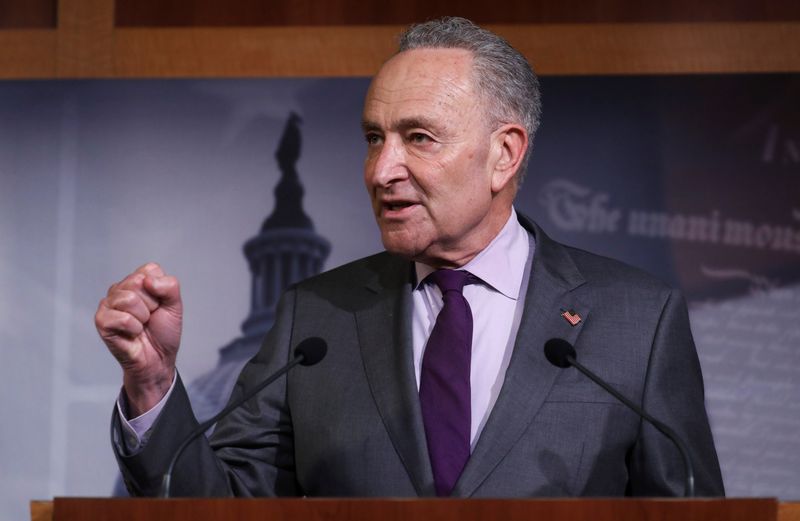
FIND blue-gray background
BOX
[1,76,798,520]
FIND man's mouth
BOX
[386,202,415,211]
[381,200,418,217]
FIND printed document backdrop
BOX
[1,75,798,520]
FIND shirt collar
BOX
[414,207,529,300]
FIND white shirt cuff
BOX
[116,372,178,451]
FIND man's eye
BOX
[408,133,432,144]
[365,133,383,145]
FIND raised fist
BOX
[95,262,183,416]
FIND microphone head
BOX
[295,337,327,366]
[544,338,576,368]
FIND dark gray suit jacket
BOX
[114,214,724,497]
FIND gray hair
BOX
[398,17,542,182]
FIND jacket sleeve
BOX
[627,288,725,496]
[111,287,300,497]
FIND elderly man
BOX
[96,17,724,497]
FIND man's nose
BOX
[369,137,408,187]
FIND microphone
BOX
[160,337,328,497]
[543,338,695,497]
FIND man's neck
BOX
[415,208,522,286]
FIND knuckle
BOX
[119,312,138,331]
[165,275,179,290]
[109,289,146,313]
[94,310,106,330]
[140,262,163,276]
[106,292,124,309]
[117,290,137,307]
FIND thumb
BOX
[143,274,182,312]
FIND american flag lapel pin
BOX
[560,308,582,326]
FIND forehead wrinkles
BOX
[369,80,466,113]
[365,70,479,133]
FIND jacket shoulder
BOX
[564,245,673,294]
[292,251,409,294]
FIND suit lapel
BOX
[453,216,590,497]
[355,257,436,496]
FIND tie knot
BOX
[427,269,474,294]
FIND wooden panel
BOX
[108,23,800,78]
[112,26,397,77]
[0,30,56,77]
[30,501,54,521]
[51,497,778,521]
[0,0,57,28]
[780,503,800,521]
[55,0,113,77]
[501,22,800,75]
[1,6,799,79]
[113,0,800,27]
[33,499,800,521]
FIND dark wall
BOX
[0,0,56,28]
[2,0,800,29]
[114,0,800,26]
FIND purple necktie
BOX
[419,269,475,496]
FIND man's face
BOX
[362,48,513,268]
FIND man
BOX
[96,17,724,497]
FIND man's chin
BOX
[382,243,420,260]
[380,232,422,260]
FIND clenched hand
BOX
[95,262,183,417]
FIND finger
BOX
[143,275,182,312]
[110,272,159,311]
[104,334,141,367]
[95,303,145,340]
[106,261,164,299]
[136,262,165,278]
[105,289,151,325]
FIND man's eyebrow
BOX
[361,117,440,133]
[361,120,381,133]
[397,117,439,132]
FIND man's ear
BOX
[490,124,528,193]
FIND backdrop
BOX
[1,75,798,520]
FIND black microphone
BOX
[544,338,695,497]
[160,337,327,497]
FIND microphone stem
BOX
[567,355,696,497]
[160,353,306,498]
